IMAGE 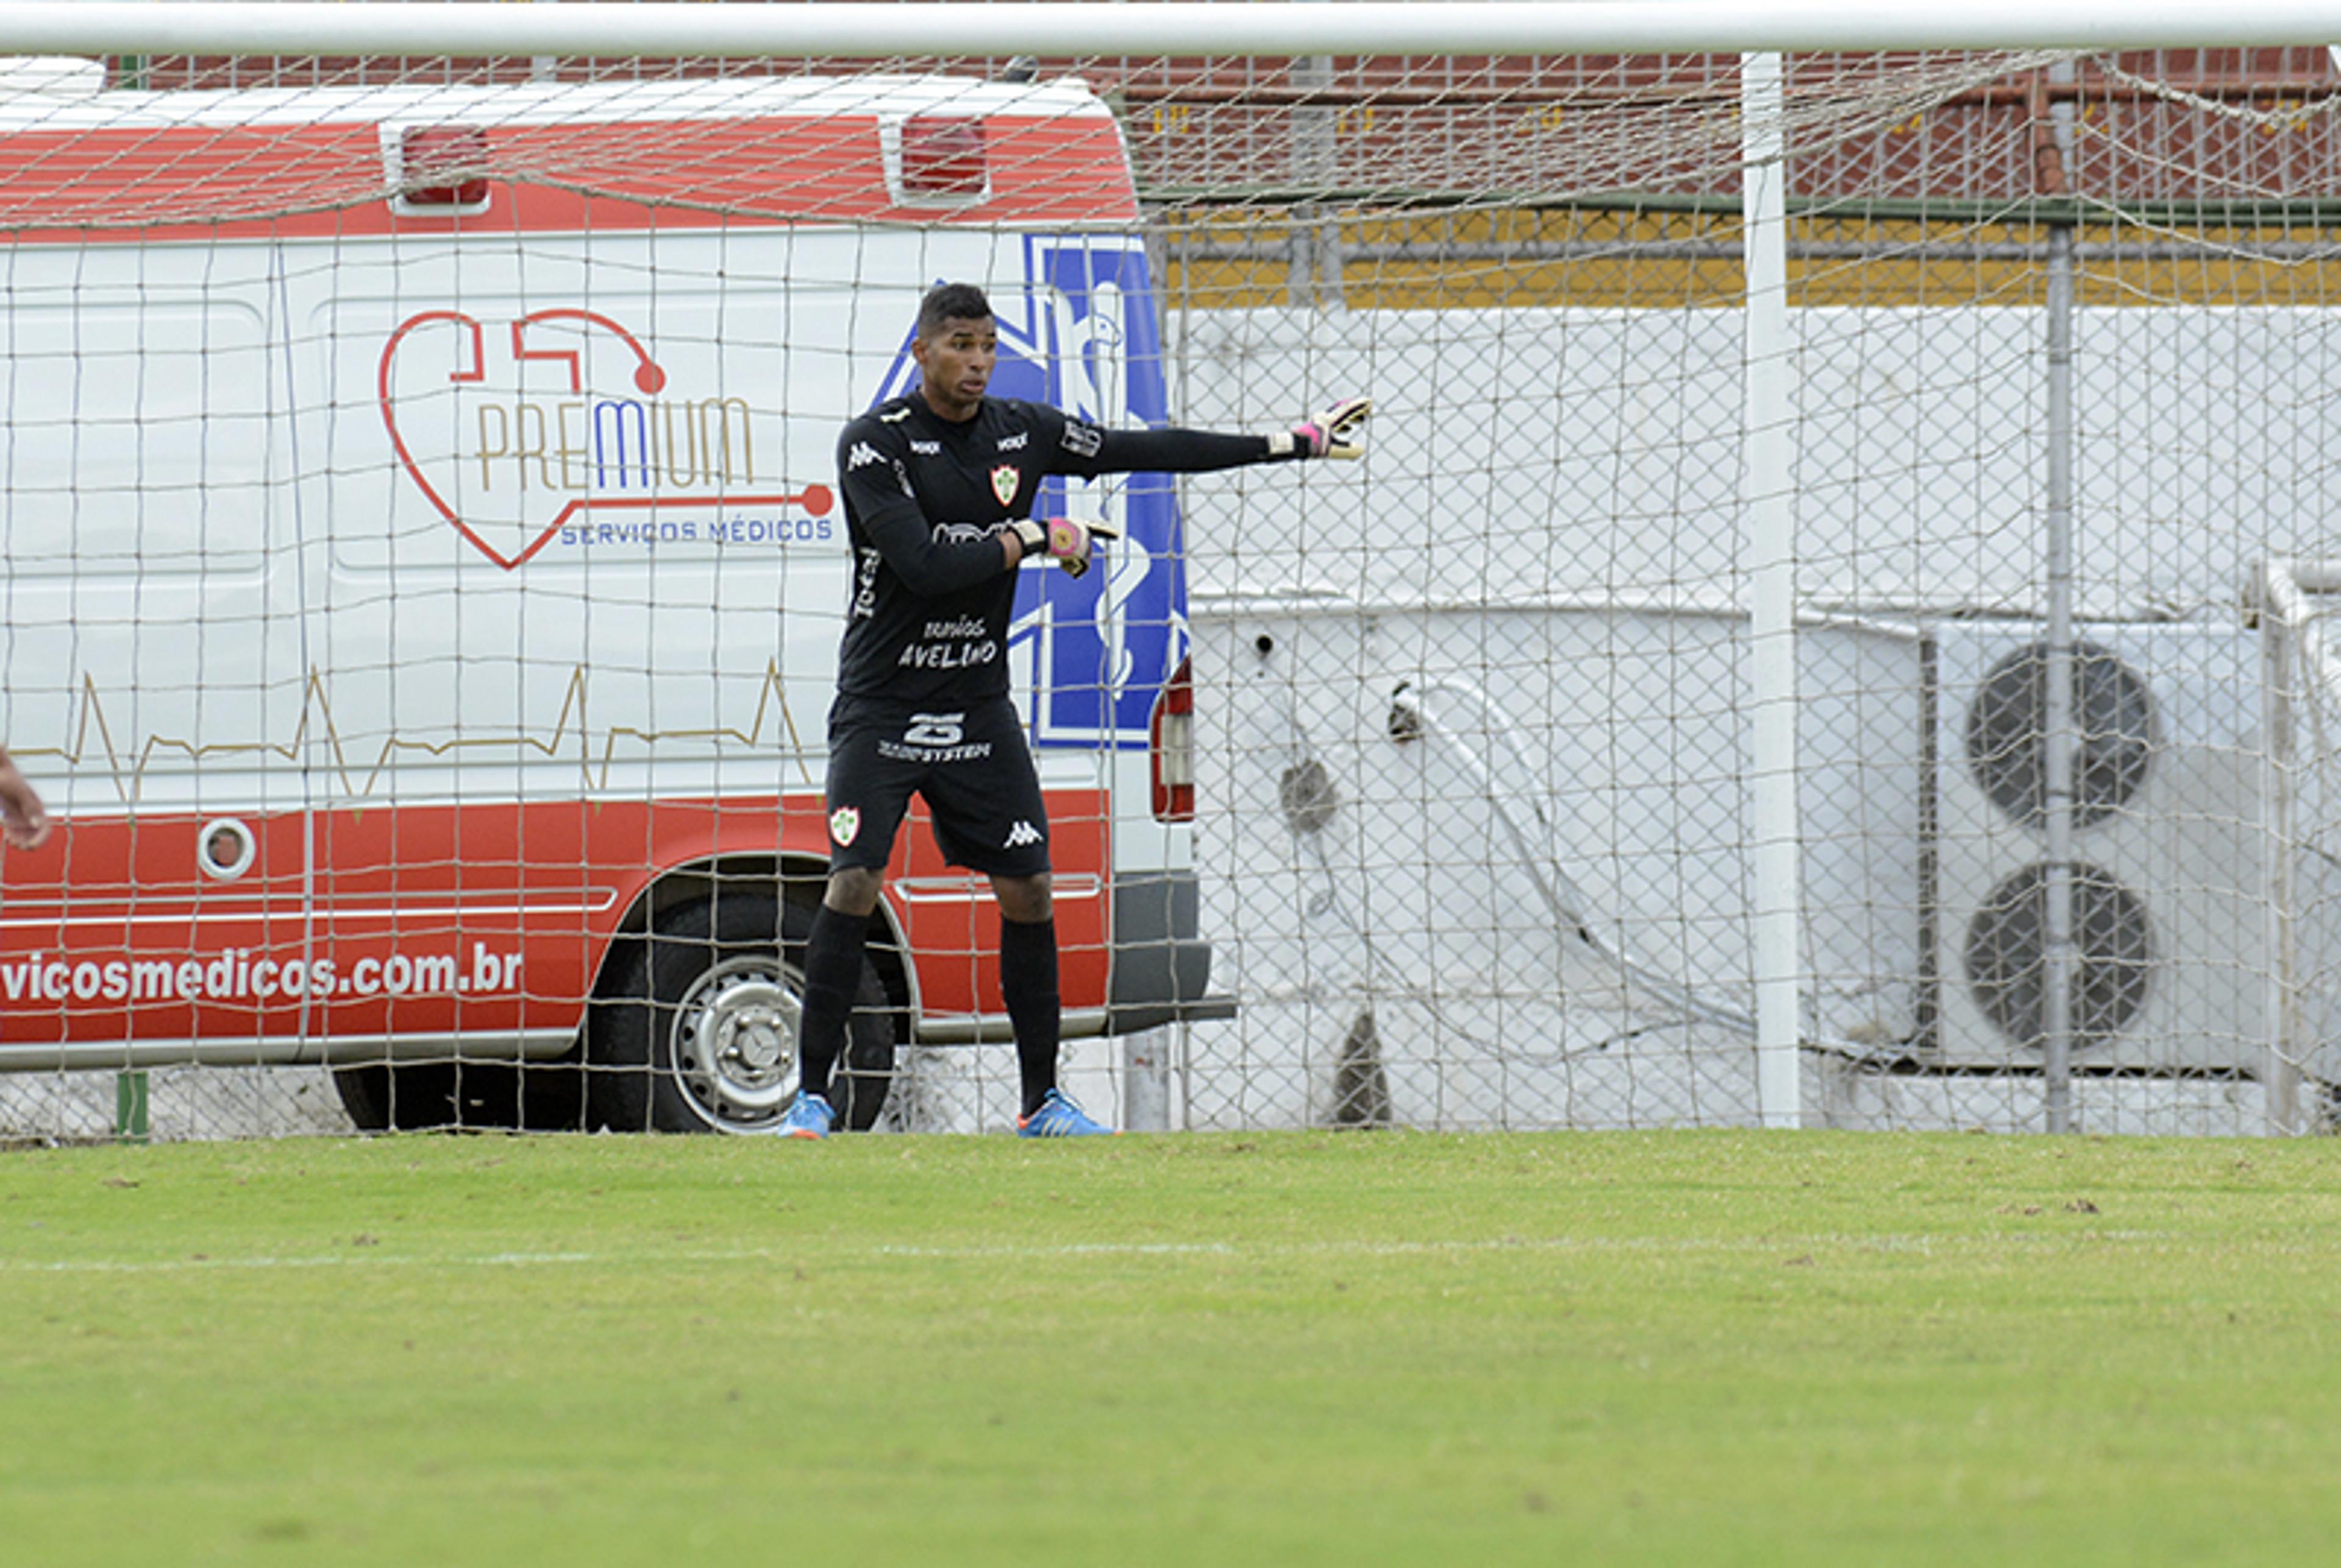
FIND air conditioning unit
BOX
[1923,621,2279,1075]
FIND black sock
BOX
[999,915,1060,1117]
[794,903,866,1104]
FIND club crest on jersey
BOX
[829,807,860,847]
[991,465,1021,507]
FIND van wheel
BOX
[587,891,894,1133]
[332,1049,588,1132]
[330,1060,516,1132]
[331,1059,587,1133]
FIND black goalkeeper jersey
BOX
[832,393,1276,705]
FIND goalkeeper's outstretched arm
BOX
[1075,396,1372,475]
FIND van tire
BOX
[330,1056,588,1133]
[331,1060,510,1132]
[587,890,894,1133]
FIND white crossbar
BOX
[2,2,2341,62]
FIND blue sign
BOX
[869,237,1187,750]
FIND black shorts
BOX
[823,693,1052,876]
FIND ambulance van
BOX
[0,66,1219,1131]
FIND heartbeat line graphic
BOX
[48,661,816,804]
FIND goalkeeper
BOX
[783,280,1368,1138]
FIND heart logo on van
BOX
[378,308,671,569]
[376,308,827,571]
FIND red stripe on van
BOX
[0,791,1111,1047]
[0,113,1137,243]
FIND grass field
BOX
[2,1127,2339,1566]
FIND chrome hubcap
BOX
[669,958,802,1129]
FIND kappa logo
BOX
[1003,820,1044,849]
[829,806,861,847]
[846,441,883,471]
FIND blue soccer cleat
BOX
[777,1091,834,1140]
[1016,1087,1114,1138]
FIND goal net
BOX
[2,28,2338,1140]
[1132,45,2341,1138]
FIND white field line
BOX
[0,1229,2204,1275]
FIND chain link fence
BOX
[5,42,2341,1139]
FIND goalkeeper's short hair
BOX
[918,281,994,340]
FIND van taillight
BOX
[401,124,490,207]
[1150,655,1195,823]
[899,113,987,198]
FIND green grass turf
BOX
[2,1128,2339,1565]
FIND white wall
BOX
[1161,306,2340,1130]
[1166,305,2341,621]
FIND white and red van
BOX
[0,67,1220,1131]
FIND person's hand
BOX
[1274,396,1372,460]
[1010,516,1119,579]
[0,752,49,850]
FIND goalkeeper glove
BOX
[1009,516,1120,579]
[1268,396,1372,460]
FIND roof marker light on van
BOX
[899,113,988,199]
[399,124,491,207]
